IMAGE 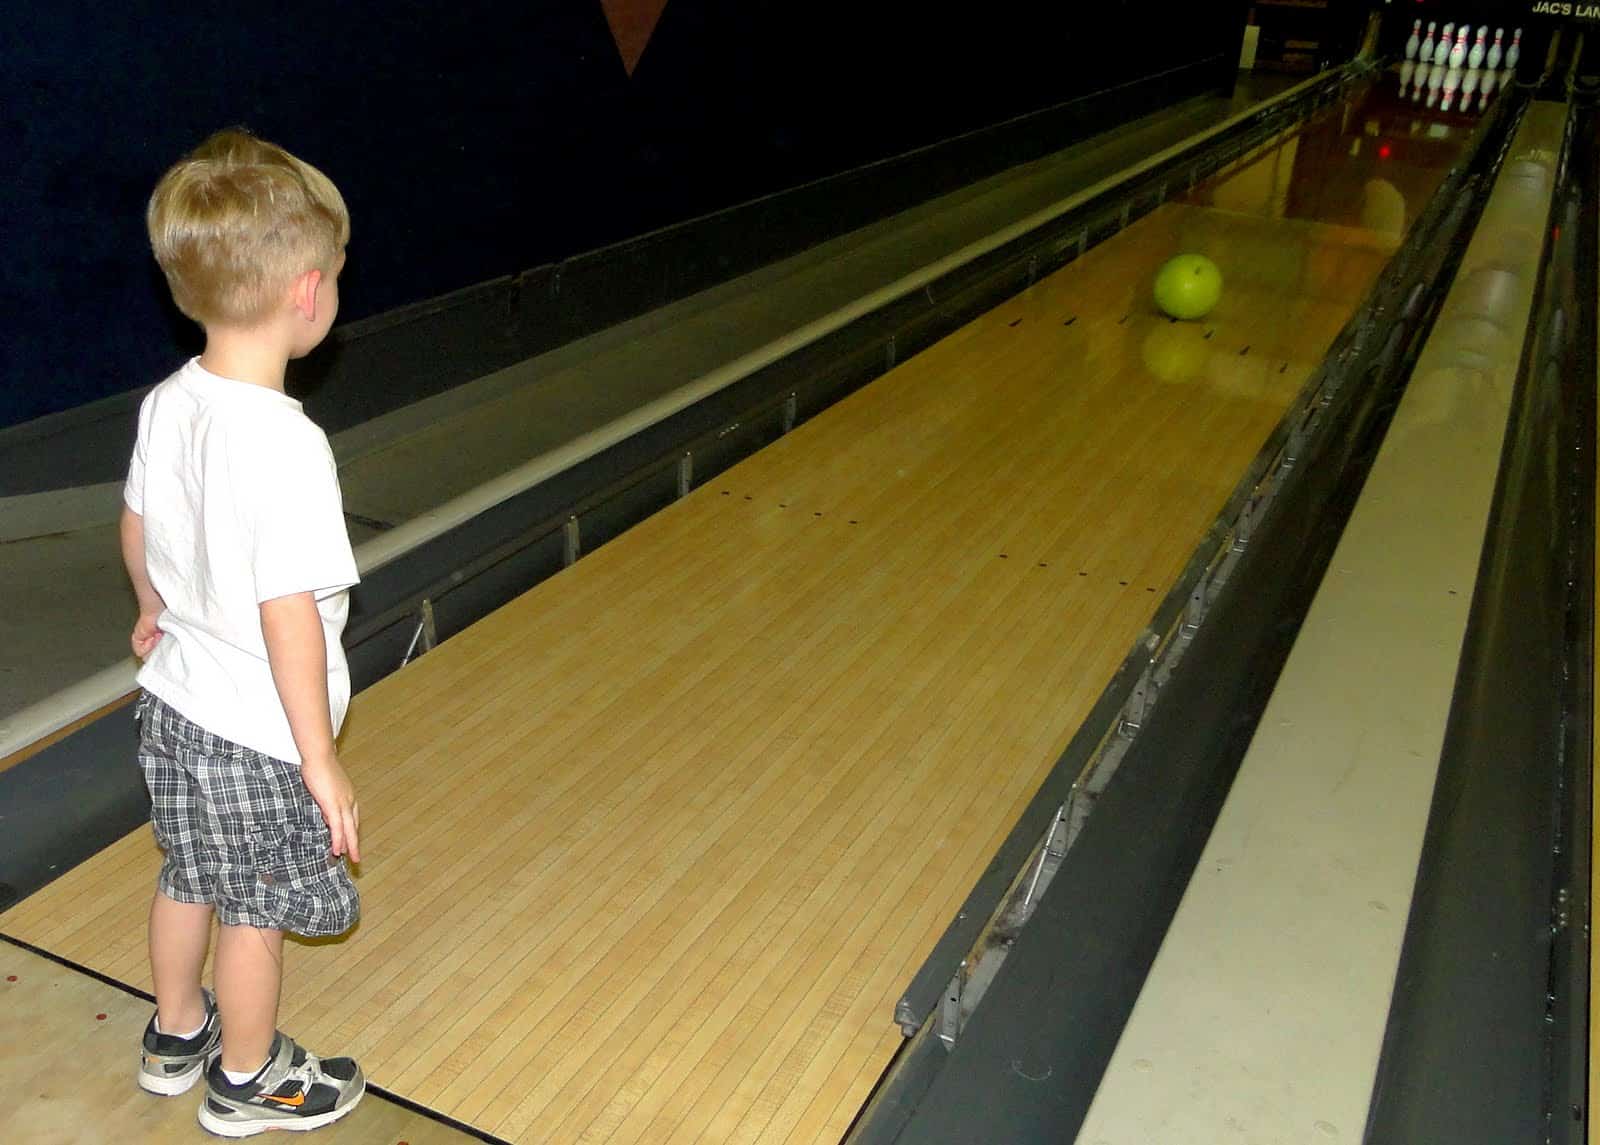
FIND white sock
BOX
[222,1062,266,1087]
[154,1015,207,1040]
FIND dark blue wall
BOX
[3,1,1241,429]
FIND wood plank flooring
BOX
[2,167,1406,1140]
[0,943,485,1145]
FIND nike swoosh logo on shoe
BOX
[259,1091,306,1107]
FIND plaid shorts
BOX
[136,693,359,937]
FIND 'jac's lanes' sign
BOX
[1529,2,1600,19]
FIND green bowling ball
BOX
[1153,254,1223,321]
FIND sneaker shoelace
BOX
[286,1050,326,1090]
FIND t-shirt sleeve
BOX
[248,420,360,604]
[124,393,152,514]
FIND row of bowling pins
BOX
[1400,57,1510,112]
[1404,21,1520,72]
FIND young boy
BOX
[122,128,366,1137]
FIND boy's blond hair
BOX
[148,128,350,327]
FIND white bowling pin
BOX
[1441,66,1461,111]
[1448,28,1468,69]
[1505,28,1521,70]
[1467,26,1487,69]
[1420,22,1437,65]
[1399,58,1416,98]
[1435,23,1454,66]
[1461,67,1480,111]
[1412,60,1430,103]
[1405,19,1422,61]
[1486,28,1504,70]
[1427,61,1444,107]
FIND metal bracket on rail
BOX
[1183,567,1215,640]
[1234,499,1255,552]
[937,961,967,1048]
[563,515,582,566]
[1019,803,1071,918]
[399,598,437,668]
[1117,661,1154,737]
[934,947,1014,1048]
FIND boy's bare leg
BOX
[215,924,285,1074]
[149,892,213,1034]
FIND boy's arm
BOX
[120,505,165,659]
[259,591,361,862]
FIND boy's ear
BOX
[290,268,325,322]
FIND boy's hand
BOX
[301,752,361,863]
[130,612,164,659]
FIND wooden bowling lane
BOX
[1,102,1456,1144]
[0,941,491,1145]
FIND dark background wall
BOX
[3,1,1245,431]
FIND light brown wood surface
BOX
[2,119,1428,1144]
[0,943,483,1145]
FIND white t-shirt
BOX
[124,358,360,764]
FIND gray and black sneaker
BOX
[197,1032,364,1137]
[138,989,222,1095]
